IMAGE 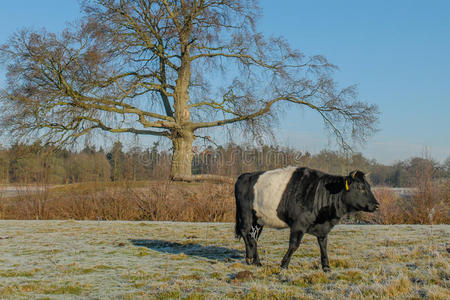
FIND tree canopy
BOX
[0,0,379,180]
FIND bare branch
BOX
[1,0,379,179]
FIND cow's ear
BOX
[349,170,365,181]
[325,178,345,194]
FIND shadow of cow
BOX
[129,239,243,262]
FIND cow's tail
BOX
[235,211,242,240]
[234,174,244,240]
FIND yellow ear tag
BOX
[345,180,349,191]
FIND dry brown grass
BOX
[369,181,449,224]
[0,178,448,224]
[0,181,235,221]
[133,181,235,222]
[406,179,450,224]
[371,188,404,224]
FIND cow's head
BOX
[341,170,379,212]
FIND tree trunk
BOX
[170,129,195,180]
[168,22,235,184]
[169,130,235,183]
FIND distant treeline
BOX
[0,141,448,187]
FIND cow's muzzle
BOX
[367,202,380,212]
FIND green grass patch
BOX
[335,270,364,282]
[0,268,40,277]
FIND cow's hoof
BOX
[245,257,253,265]
[322,266,331,272]
[254,261,262,267]
[280,264,289,269]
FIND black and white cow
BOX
[235,167,379,270]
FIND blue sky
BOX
[0,0,449,164]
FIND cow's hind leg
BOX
[237,210,255,265]
[240,217,263,266]
[249,222,263,266]
[240,232,253,265]
[280,229,304,269]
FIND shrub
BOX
[0,181,235,221]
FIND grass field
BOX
[0,221,448,299]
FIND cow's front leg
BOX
[317,236,330,272]
[280,230,304,269]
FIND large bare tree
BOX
[0,0,378,181]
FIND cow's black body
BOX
[235,167,379,270]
